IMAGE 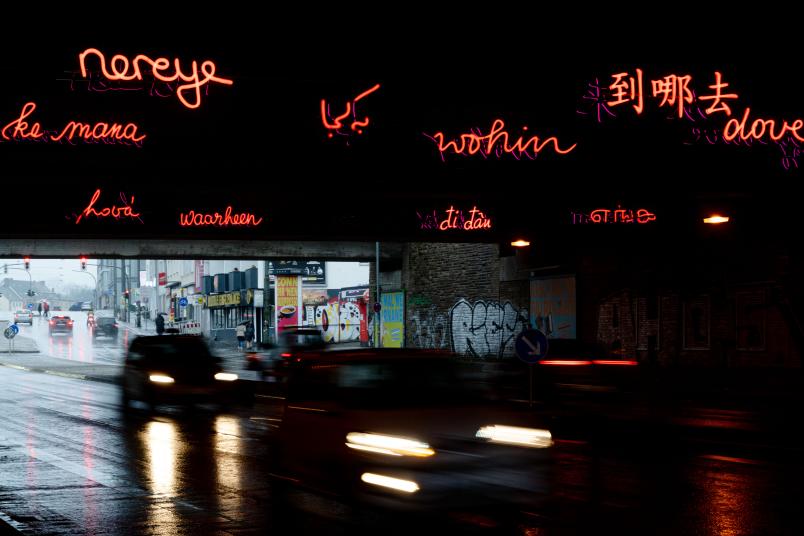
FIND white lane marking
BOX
[0,510,29,531]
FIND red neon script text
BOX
[179,207,263,227]
[723,108,804,143]
[427,119,576,159]
[2,102,146,144]
[76,189,141,223]
[321,84,380,137]
[78,48,233,109]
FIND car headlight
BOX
[346,432,435,457]
[149,374,175,384]
[476,425,553,448]
[214,372,238,381]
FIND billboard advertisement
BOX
[381,291,404,348]
[530,276,576,339]
[276,275,301,335]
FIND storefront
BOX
[207,288,264,344]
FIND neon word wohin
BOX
[321,84,380,137]
[75,189,141,223]
[2,102,146,145]
[571,207,656,224]
[179,207,263,227]
[78,48,233,109]
[418,206,492,231]
[425,119,576,160]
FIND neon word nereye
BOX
[179,207,263,227]
[2,102,145,145]
[78,48,233,109]
[75,189,141,224]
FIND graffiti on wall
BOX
[410,305,449,350]
[311,289,368,343]
[449,299,529,358]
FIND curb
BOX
[0,362,121,385]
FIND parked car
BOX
[13,310,33,324]
[48,315,74,335]
[81,302,93,311]
[246,326,325,379]
[271,348,553,530]
[93,316,119,339]
[121,335,247,410]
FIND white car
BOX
[13,310,33,324]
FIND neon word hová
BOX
[75,189,141,224]
[179,207,263,227]
[426,119,576,160]
[1,102,145,145]
[78,48,233,109]
[321,84,380,137]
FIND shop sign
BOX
[207,291,242,308]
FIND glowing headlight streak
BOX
[476,425,553,448]
[346,432,434,457]
[214,372,238,382]
[149,374,175,384]
[361,473,420,493]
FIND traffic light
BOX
[23,257,30,270]
[80,257,87,270]
[124,289,130,300]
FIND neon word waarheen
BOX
[179,207,263,227]
[78,48,233,109]
[75,189,142,224]
[571,207,656,224]
[2,102,146,145]
[321,84,380,137]
[418,206,492,231]
[425,119,576,161]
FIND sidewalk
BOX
[0,335,39,353]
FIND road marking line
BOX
[0,510,29,531]
[44,371,87,380]
[0,363,30,371]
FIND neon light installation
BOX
[723,108,804,144]
[425,119,577,161]
[418,206,492,231]
[179,208,263,227]
[571,207,656,225]
[2,102,146,145]
[75,189,142,224]
[78,48,233,109]
[321,84,380,138]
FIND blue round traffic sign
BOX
[27,303,34,309]
[10,323,20,334]
[179,297,188,307]
[514,329,549,364]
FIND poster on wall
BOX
[381,291,405,348]
[269,261,326,285]
[530,276,576,339]
[275,275,301,335]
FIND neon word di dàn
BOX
[179,207,263,227]
[418,206,492,231]
[571,207,656,224]
[75,189,142,224]
[1,102,146,145]
[425,119,577,160]
[321,84,380,137]
[78,48,234,109]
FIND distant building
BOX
[0,278,58,312]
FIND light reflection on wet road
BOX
[0,364,802,535]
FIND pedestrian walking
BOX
[43,301,49,318]
[37,302,42,316]
[236,322,247,350]
[155,312,165,335]
[245,321,254,350]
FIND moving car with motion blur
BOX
[121,335,247,410]
[48,315,74,335]
[245,326,325,380]
[92,316,119,339]
[271,348,553,530]
[13,310,33,324]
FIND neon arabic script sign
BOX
[179,207,263,227]
[418,206,492,231]
[78,48,233,109]
[571,207,656,225]
[425,119,576,161]
[75,189,142,224]
[2,102,146,145]
[321,84,380,138]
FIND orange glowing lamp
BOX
[703,215,730,224]
[511,240,530,247]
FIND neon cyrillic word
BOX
[75,189,141,224]
[1,102,145,145]
[723,108,804,144]
[426,119,576,160]
[179,208,263,227]
[321,84,380,137]
[418,206,492,231]
[78,48,233,109]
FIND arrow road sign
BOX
[514,329,549,364]
[4,327,16,339]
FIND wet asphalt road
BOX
[1,362,803,535]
